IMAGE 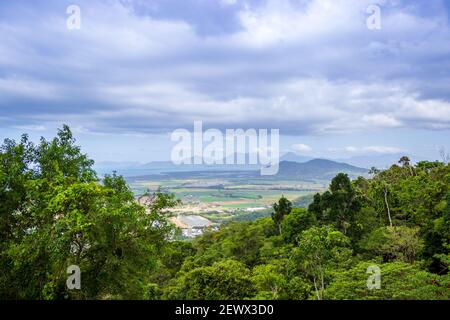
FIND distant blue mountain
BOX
[96,156,368,180]
[276,159,368,180]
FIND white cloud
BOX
[362,114,402,128]
[335,145,405,154]
[13,125,47,131]
[234,0,368,47]
[221,0,237,6]
[292,143,312,153]
[345,146,358,153]
[0,77,61,100]
[362,146,404,154]
[0,0,449,136]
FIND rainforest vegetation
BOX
[1,127,449,299]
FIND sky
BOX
[0,0,449,164]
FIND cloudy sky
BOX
[0,0,449,164]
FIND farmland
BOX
[127,173,326,224]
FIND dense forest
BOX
[1,126,449,300]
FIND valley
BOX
[130,175,324,224]
[124,159,369,237]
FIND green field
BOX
[128,175,326,222]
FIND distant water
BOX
[94,163,260,178]
[94,167,167,178]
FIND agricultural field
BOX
[127,173,326,223]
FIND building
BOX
[169,215,217,238]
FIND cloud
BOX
[221,0,238,6]
[332,145,405,155]
[362,146,404,154]
[362,114,402,128]
[13,125,47,132]
[0,77,61,101]
[345,146,358,153]
[291,143,312,153]
[0,0,449,136]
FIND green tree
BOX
[272,196,292,235]
[251,264,286,299]
[293,226,352,300]
[398,156,415,176]
[360,226,424,263]
[281,208,316,243]
[0,126,177,299]
[325,261,450,300]
[164,259,254,300]
[309,173,362,238]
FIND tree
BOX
[325,261,450,300]
[35,125,97,183]
[368,169,398,227]
[164,259,254,300]
[360,226,424,263]
[272,196,292,235]
[293,226,352,300]
[251,264,286,299]
[0,134,35,247]
[431,190,450,274]
[157,241,196,282]
[281,208,316,243]
[398,156,415,176]
[3,126,450,301]
[0,126,177,299]
[309,173,362,237]
[250,262,312,300]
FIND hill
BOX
[275,159,368,180]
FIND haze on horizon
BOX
[0,0,449,166]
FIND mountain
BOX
[96,157,368,181]
[96,156,260,177]
[275,159,368,180]
[280,152,313,163]
[142,160,174,167]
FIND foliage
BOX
[0,126,177,299]
[281,208,316,243]
[293,226,352,299]
[272,196,292,235]
[360,226,424,263]
[1,127,449,300]
[163,259,254,300]
[309,173,363,240]
[325,261,450,300]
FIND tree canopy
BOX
[1,126,449,300]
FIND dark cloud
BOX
[0,0,449,136]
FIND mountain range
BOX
[274,159,368,180]
[96,156,369,181]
